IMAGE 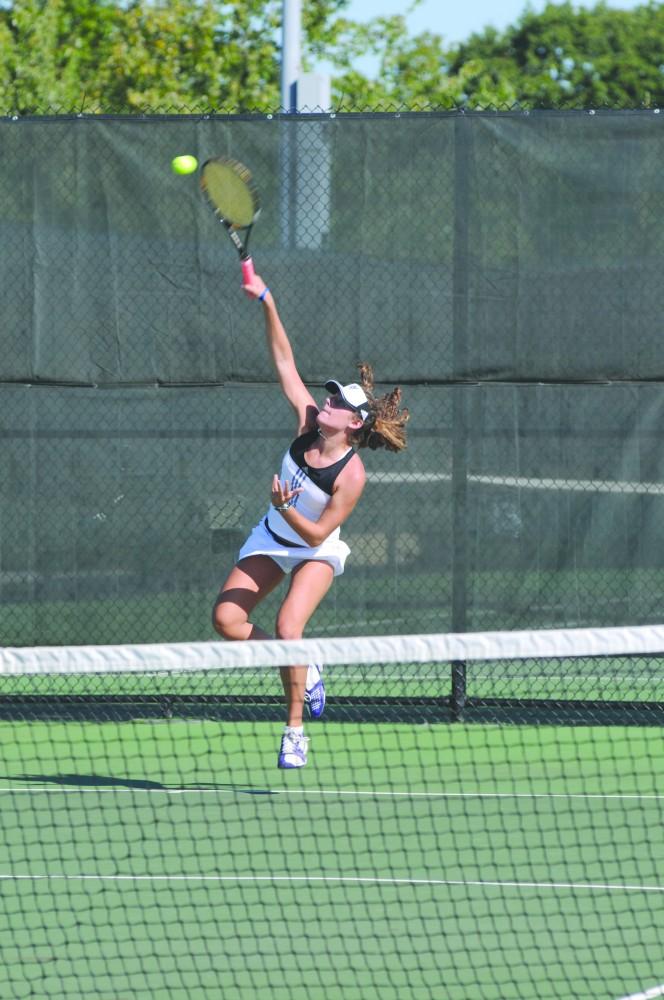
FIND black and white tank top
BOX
[266,429,355,546]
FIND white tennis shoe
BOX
[305,662,326,719]
[277,730,309,769]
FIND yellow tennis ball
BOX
[171,155,198,176]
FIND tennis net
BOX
[1,626,663,1000]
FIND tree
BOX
[330,17,519,109]
[332,2,664,108]
[0,0,121,111]
[0,0,370,112]
[0,0,275,112]
[0,0,661,113]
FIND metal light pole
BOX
[281,0,302,113]
[279,0,300,248]
[280,0,331,251]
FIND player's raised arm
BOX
[242,276,318,433]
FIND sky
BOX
[343,0,645,47]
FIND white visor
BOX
[325,380,370,421]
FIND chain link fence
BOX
[1,109,663,645]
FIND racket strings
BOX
[202,158,259,228]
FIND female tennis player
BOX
[213,275,409,768]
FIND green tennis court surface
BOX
[1,717,663,1000]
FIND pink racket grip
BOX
[241,257,255,286]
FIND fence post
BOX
[451,111,471,721]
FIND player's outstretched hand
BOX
[271,475,303,509]
[242,274,269,300]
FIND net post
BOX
[450,110,471,722]
[451,660,467,721]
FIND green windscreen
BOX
[0,111,662,646]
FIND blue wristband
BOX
[259,287,270,302]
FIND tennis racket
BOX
[200,157,260,284]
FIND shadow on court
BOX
[10,773,278,793]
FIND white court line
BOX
[1,786,663,802]
[275,789,664,802]
[0,873,662,893]
[367,471,664,495]
[616,985,664,1000]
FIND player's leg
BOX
[212,555,285,641]
[276,558,334,732]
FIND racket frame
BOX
[200,157,260,283]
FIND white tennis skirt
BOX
[237,517,351,577]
